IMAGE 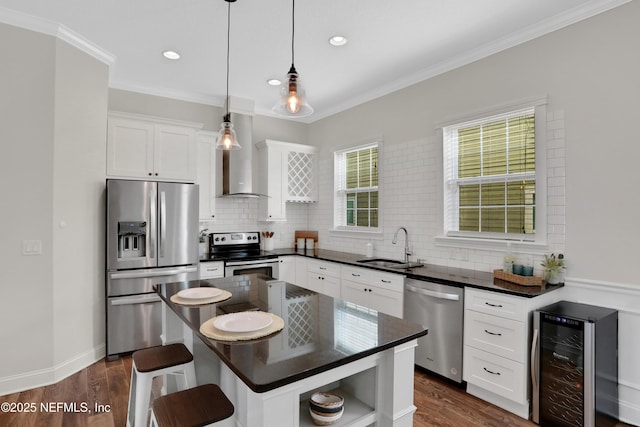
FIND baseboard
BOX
[618,379,640,425]
[0,344,105,396]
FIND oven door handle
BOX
[225,259,279,267]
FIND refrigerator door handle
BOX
[110,294,162,306]
[149,189,156,259]
[531,326,540,423]
[159,191,166,258]
[109,266,197,280]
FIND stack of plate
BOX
[213,311,273,335]
[177,287,222,300]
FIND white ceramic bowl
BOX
[309,392,344,425]
[309,407,344,426]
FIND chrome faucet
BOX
[392,226,411,263]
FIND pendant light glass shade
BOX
[216,0,241,150]
[273,0,313,118]
[273,65,313,117]
[216,113,241,150]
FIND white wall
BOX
[0,23,56,385]
[307,2,640,423]
[0,22,109,394]
[52,39,109,373]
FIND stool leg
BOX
[149,408,159,427]
[126,364,137,427]
[134,371,153,427]
[184,362,197,389]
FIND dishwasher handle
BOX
[405,283,460,301]
[110,294,162,306]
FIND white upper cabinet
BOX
[196,131,217,220]
[256,140,318,221]
[107,112,201,182]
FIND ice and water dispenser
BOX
[117,221,147,258]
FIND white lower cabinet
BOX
[295,256,308,288]
[306,259,341,298]
[463,287,559,419]
[199,261,224,279]
[278,256,296,283]
[340,266,404,318]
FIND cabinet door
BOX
[265,148,286,220]
[278,257,296,283]
[341,279,369,307]
[196,132,216,220]
[154,124,197,182]
[369,286,403,318]
[295,256,308,287]
[306,272,324,294]
[107,117,155,178]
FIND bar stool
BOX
[150,384,235,427]
[127,343,197,427]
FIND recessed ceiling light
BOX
[267,78,282,86]
[329,35,348,46]
[162,50,181,60]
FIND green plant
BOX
[541,253,564,279]
[199,229,208,243]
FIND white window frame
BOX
[439,97,548,249]
[332,140,382,237]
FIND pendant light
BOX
[273,0,313,117]
[216,0,241,150]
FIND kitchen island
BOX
[157,274,428,427]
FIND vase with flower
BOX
[541,253,564,284]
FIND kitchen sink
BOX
[356,258,423,270]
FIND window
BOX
[444,108,536,240]
[334,143,379,230]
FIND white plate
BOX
[177,287,222,300]
[213,312,273,333]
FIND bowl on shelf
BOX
[309,392,344,425]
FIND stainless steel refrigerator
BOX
[106,179,199,359]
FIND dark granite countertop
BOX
[157,275,428,393]
[268,248,563,298]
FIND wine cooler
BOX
[532,301,618,427]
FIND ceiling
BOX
[0,0,629,122]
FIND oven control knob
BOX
[251,236,257,240]
[214,237,220,241]
[221,237,226,241]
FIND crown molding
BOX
[0,6,114,66]
[109,80,223,108]
[307,0,632,123]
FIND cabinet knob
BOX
[155,173,158,176]
[148,172,152,176]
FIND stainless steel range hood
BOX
[218,98,266,198]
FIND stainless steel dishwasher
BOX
[404,278,464,382]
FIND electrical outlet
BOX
[22,239,42,255]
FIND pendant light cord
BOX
[291,0,295,66]
[225,0,231,117]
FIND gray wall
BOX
[0,22,108,390]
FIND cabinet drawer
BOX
[307,259,341,277]
[464,310,526,362]
[199,261,224,279]
[463,346,526,404]
[465,288,526,321]
[341,265,404,293]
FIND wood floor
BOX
[0,357,632,427]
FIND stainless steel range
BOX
[208,231,279,278]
